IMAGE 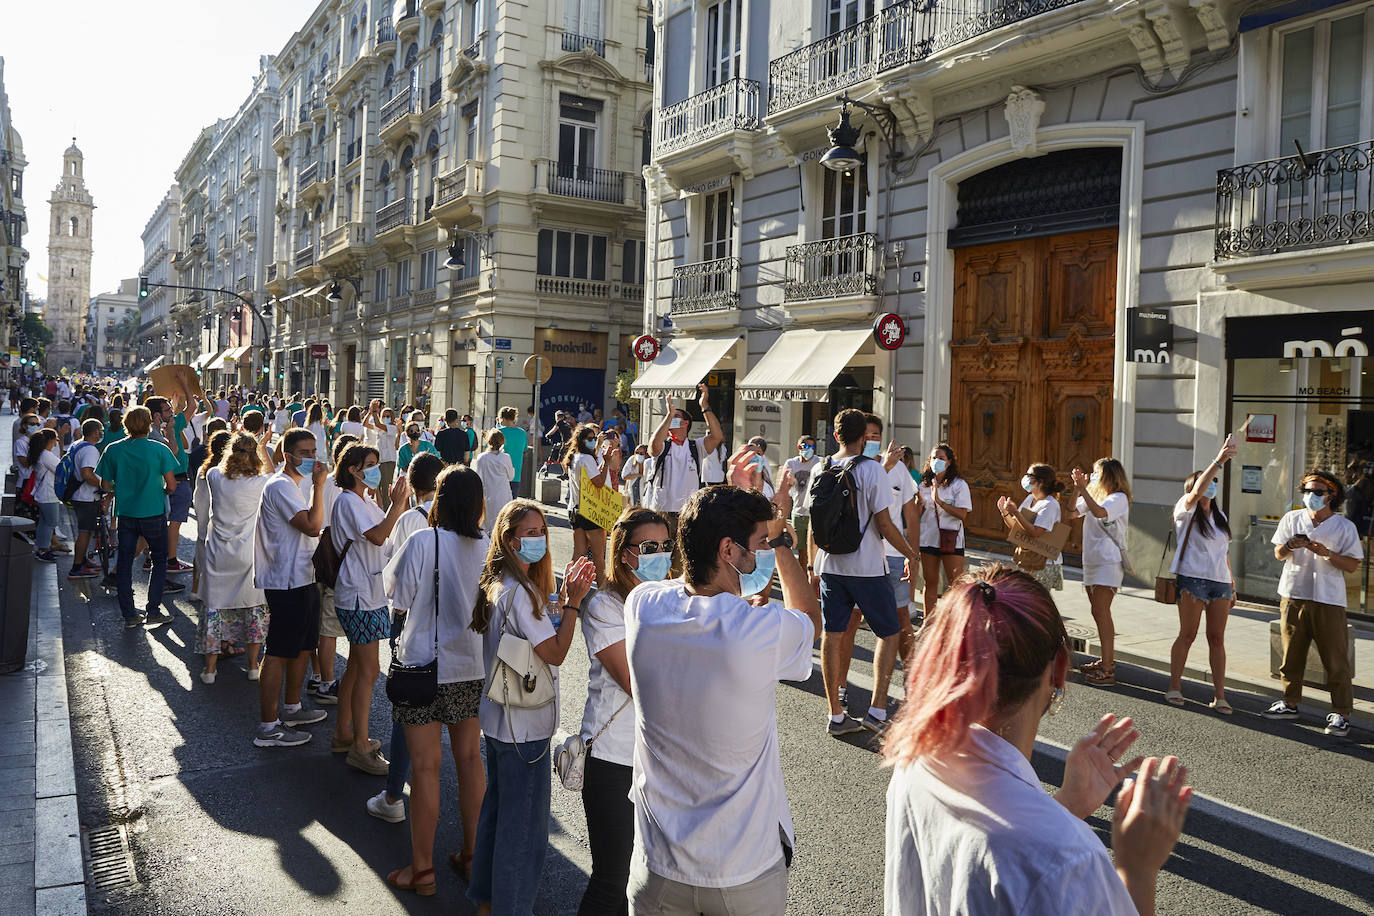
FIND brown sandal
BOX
[1079,660,1116,686]
[386,865,436,896]
[450,851,473,882]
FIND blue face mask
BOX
[1203,480,1218,500]
[297,456,316,476]
[931,458,947,475]
[635,551,672,582]
[732,547,776,598]
[862,441,882,459]
[800,446,815,460]
[515,536,547,563]
[362,465,382,489]
[1303,492,1326,512]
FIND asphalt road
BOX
[60,507,1374,914]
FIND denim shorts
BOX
[1177,575,1234,603]
[885,555,910,609]
[167,477,193,523]
[819,572,899,638]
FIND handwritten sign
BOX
[1008,508,1071,559]
[148,364,204,402]
[579,465,625,531]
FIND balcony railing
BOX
[561,32,605,57]
[463,38,482,59]
[295,244,316,270]
[381,88,416,128]
[548,163,627,203]
[272,118,285,139]
[429,78,443,108]
[346,138,362,164]
[671,257,740,314]
[783,233,881,300]
[188,231,206,250]
[536,276,610,298]
[376,197,412,234]
[1215,138,1374,260]
[298,160,319,187]
[657,78,762,155]
[435,165,470,205]
[266,264,277,283]
[376,16,396,44]
[238,217,256,241]
[767,0,1087,115]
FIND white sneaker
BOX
[366,790,406,823]
[199,670,216,685]
[247,666,261,681]
[1325,713,1350,737]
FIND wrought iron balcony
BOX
[295,244,316,270]
[767,0,1088,115]
[376,16,396,45]
[463,39,482,60]
[346,138,363,164]
[429,78,443,108]
[536,276,611,298]
[381,88,416,128]
[435,165,470,205]
[562,32,605,57]
[1215,138,1374,260]
[272,118,285,139]
[298,160,319,187]
[671,257,740,315]
[657,78,762,155]
[783,233,881,301]
[188,231,206,251]
[266,264,277,283]
[548,163,628,204]
[238,217,256,241]
[376,197,412,234]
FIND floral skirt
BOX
[1032,563,1064,592]
[196,605,270,655]
[392,679,484,727]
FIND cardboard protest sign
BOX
[579,465,625,531]
[1008,508,1071,559]
[148,364,204,402]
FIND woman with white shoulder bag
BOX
[466,500,596,915]
[1066,457,1133,686]
[559,506,674,914]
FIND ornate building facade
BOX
[134,186,180,372]
[46,140,94,371]
[0,58,27,370]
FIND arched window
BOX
[430,21,444,46]
[70,217,78,236]
[405,42,418,68]
[378,160,393,206]
[384,63,395,90]
[399,145,415,203]
[350,14,360,57]
[425,130,440,154]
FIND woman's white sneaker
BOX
[366,790,406,823]
[199,670,216,685]
[1324,713,1350,737]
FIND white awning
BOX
[221,345,253,363]
[630,335,741,400]
[303,281,333,301]
[204,348,233,371]
[736,328,871,401]
[191,351,216,370]
[139,355,167,374]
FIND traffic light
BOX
[138,276,150,299]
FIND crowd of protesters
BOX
[8,367,1365,915]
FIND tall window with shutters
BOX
[704,0,741,88]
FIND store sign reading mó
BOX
[1226,311,1374,359]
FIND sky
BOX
[4,0,319,303]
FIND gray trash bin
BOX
[0,516,36,674]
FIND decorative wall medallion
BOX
[1003,86,1045,157]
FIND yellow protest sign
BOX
[578,465,625,531]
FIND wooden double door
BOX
[949,228,1117,555]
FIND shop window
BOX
[622,239,645,284]
[537,228,607,280]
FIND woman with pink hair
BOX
[883,565,1192,916]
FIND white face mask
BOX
[1020,475,1035,493]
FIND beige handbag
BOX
[485,630,556,710]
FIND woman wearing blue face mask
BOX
[1067,457,1132,686]
[1166,435,1240,714]
[468,500,596,914]
[565,423,622,588]
[916,443,971,618]
[574,507,673,914]
[330,443,412,775]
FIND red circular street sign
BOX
[632,334,661,362]
[873,313,906,350]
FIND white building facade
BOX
[88,283,139,373]
[640,0,1374,615]
[133,185,180,372]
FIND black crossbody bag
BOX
[386,529,440,708]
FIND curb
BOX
[31,564,87,915]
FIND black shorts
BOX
[920,546,965,557]
[569,510,601,532]
[264,584,322,658]
[70,500,99,533]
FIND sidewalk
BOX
[963,551,1374,725]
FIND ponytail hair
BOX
[883,565,1067,767]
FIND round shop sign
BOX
[631,334,661,362]
[873,312,906,350]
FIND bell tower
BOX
[46,138,95,371]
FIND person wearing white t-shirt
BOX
[565,423,622,586]
[1265,469,1361,737]
[66,418,107,581]
[252,428,331,748]
[1066,458,1133,687]
[646,383,724,531]
[777,435,823,555]
[1163,437,1241,715]
[474,428,515,531]
[807,410,922,737]
[337,405,366,443]
[329,443,411,774]
[999,463,1067,594]
[915,444,973,617]
[575,507,672,913]
[466,502,596,914]
[625,486,820,914]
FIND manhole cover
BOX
[22,659,47,674]
[1064,622,1095,652]
[84,824,136,891]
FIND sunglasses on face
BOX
[1301,488,1332,496]
[633,539,675,555]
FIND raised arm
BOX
[648,395,676,458]
[698,383,724,453]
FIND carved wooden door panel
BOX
[951,228,1117,550]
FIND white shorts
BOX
[1082,562,1124,590]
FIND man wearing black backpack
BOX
[647,383,724,533]
[808,409,921,737]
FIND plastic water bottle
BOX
[546,593,562,629]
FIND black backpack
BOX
[808,455,871,555]
[649,437,702,489]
